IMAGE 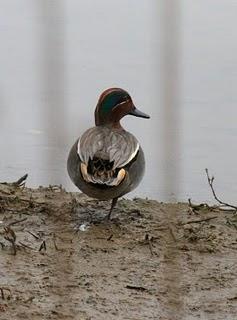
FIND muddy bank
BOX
[0,181,237,320]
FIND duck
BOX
[67,88,150,219]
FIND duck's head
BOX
[95,88,150,126]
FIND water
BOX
[0,1,237,203]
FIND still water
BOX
[0,1,237,203]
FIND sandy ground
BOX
[0,181,237,320]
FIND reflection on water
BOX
[0,1,237,203]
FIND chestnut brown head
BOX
[95,88,150,126]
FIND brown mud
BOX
[0,181,237,320]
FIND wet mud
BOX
[0,182,237,319]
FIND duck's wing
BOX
[77,126,139,186]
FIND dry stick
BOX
[126,285,148,292]
[2,220,27,255]
[107,234,113,241]
[147,239,154,256]
[0,288,4,300]
[0,193,41,208]
[8,217,27,227]
[205,168,237,211]
[53,238,59,251]
[4,227,16,255]
[0,288,11,300]
[188,198,234,213]
[18,242,35,251]
[12,174,28,187]
[188,198,214,211]
[39,240,46,252]
[52,234,59,251]
[180,216,218,225]
[0,188,11,195]
[27,231,40,240]
[145,234,154,256]
[0,194,30,203]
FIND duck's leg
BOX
[106,197,118,220]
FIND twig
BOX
[0,287,11,300]
[107,234,113,241]
[180,216,218,225]
[53,234,59,251]
[39,240,46,252]
[226,218,237,230]
[3,207,28,214]
[18,242,35,251]
[12,174,28,187]
[188,198,215,211]
[53,239,58,250]
[144,234,154,256]
[126,285,148,292]
[27,231,40,240]
[0,188,11,195]
[205,168,237,211]
[0,194,33,204]
[188,198,236,214]
[3,227,16,255]
[8,218,27,227]
[0,288,4,300]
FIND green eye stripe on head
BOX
[101,92,129,114]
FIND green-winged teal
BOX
[67,88,150,219]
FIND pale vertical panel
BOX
[158,1,184,318]
[160,0,182,201]
[38,0,67,181]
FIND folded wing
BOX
[77,127,139,186]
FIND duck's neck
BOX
[109,122,122,129]
[96,121,123,130]
[95,112,123,129]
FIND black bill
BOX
[129,107,150,119]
